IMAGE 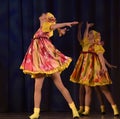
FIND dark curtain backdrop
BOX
[0,0,120,113]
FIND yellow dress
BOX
[20,22,72,78]
[70,37,112,86]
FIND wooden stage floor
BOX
[0,112,119,119]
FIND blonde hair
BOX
[92,30,101,42]
[46,12,56,23]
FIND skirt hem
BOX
[20,58,72,78]
[70,78,112,87]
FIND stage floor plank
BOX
[0,112,119,119]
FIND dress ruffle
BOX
[20,37,72,78]
[70,52,112,86]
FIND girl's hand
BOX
[99,65,107,76]
[66,21,78,27]
[71,21,79,26]
[86,22,94,28]
[58,28,68,37]
[99,69,106,77]
[109,65,117,69]
[100,66,107,76]
[102,65,107,72]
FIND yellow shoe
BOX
[111,105,119,116]
[29,108,40,119]
[100,105,106,115]
[81,106,90,116]
[69,102,80,119]
[78,106,84,114]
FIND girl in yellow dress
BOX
[20,12,79,119]
[70,22,119,116]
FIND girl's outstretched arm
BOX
[77,22,83,42]
[104,58,117,69]
[51,21,78,30]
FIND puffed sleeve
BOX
[80,37,89,46]
[42,22,52,32]
[94,44,105,54]
[42,22,55,37]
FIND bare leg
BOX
[30,75,45,119]
[34,76,45,108]
[52,72,79,118]
[84,86,92,106]
[82,86,92,115]
[100,86,119,116]
[95,87,105,114]
[78,85,85,113]
[52,72,73,103]
[95,87,104,105]
[79,85,85,106]
[100,86,115,105]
